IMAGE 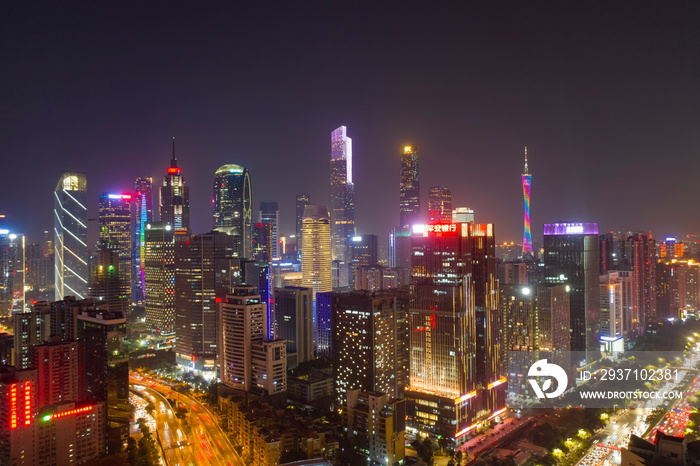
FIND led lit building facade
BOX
[522,148,533,255]
[213,164,252,259]
[315,291,333,357]
[134,177,153,303]
[259,201,279,259]
[427,186,452,223]
[600,272,624,351]
[54,172,88,301]
[543,223,601,354]
[160,146,190,239]
[301,205,332,299]
[144,222,175,343]
[406,222,505,442]
[174,232,236,372]
[329,126,356,261]
[98,193,133,301]
[399,146,420,230]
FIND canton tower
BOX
[522,147,532,255]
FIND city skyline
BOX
[3,3,700,244]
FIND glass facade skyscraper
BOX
[213,164,252,259]
[427,185,452,223]
[330,126,355,261]
[54,172,88,301]
[301,205,332,299]
[160,146,190,239]
[134,177,153,303]
[258,201,279,259]
[399,146,420,230]
[295,192,310,256]
[98,193,133,302]
[522,147,533,255]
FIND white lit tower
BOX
[330,126,355,261]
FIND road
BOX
[575,350,700,466]
[130,374,246,466]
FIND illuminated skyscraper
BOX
[427,186,452,223]
[258,201,279,259]
[144,222,175,344]
[330,126,355,261]
[522,147,533,255]
[543,222,601,353]
[295,192,310,255]
[134,177,153,303]
[0,229,25,313]
[160,141,190,239]
[54,172,88,301]
[213,164,252,258]
[301,205,332,299]
[399,146,420,230]
[88,243,129,314]
[406,222,505,441]
[98,193,133,301]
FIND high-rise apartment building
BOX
[144,222,175,344]
[98,193,133,301]
[625,232,656,330]
[301,205,332,299]
[174,232,236,372]
[160,144,190,239]
[406,222,505,441]
[25,243,52,302]
[600,272,624,351]
[522,148,533,255]
[427,186,452,223]
[295,192,310,255]
[213,164,252,258]
[272,286,314,368]
[543,223,601,353]
[259,201,279,259]
[219,287,286,395]
[332,290,403,407]
[134,177,153,303]
[399,146,420,230]
[54,172,88,301]
[330,126,356,261]
[31,339,85,409]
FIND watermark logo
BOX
[528,359,568,399]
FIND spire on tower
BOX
[524,146,528,175]
[171,137,177,168]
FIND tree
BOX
[127,437,138,465]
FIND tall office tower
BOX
[219,287,286,395]
[427,186,452,223]
[26,243,52,301]
[43,230,54,256]
[498,261,529,285]
[332,290,402,407]
[134,177,153,303]
[406,222,505,441]
[174,232,236,372]
[536,285,572,353]
[54,172,88,301]
[615,269,638,340]
[388,228,412,286]
[160,143,190,239]
[349,234,378,268]
[452,207,475,224]
[98,193,133,300]
[626,232,657,329]
[88,243,129,314]
[599,232,617,275]
[252,223,273,262]
[258,201,279,259]
[31,340,85,408]
[0,229,25,313]
[399,146,420,230]
[295,192,310,255]
[301,205,332,299]
[543,223,601,354]
[213,164,252,258]
[600,272,624,352]
[521,148,533,256]
[315,291,333,357]
[144,222,175,344]
[346,390,406,466]
[329,126,356,261]
[77,307,129,454]
[273,286,314,368]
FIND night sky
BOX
[2,2,700,246]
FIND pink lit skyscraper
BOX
[522,147,532,255]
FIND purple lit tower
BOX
[522,147,533,255]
